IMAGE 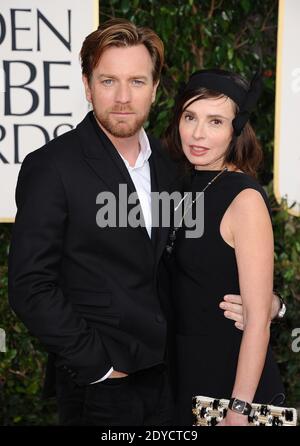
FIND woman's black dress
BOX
[171,170,284,425]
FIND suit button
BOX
[156,314,165,323]
[70,372,77,379]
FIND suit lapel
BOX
[78,112,135,194]
[77,112,151,242]
[148,137,180,264]
[148,154,159,248]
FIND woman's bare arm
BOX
[219,188,274,425]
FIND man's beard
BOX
[94,105,151,138]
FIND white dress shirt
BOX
[91,128,152,383]
[119,128,152,238]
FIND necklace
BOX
[166,167,228,255]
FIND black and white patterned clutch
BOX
[192,395,298,426]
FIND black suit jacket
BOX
[8,112,178,391]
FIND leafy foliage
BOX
[102,0,278,181]
[0,225,57,425]
[0,0,299,425]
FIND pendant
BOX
[166,227,179,255]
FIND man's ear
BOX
[151,80,160,104]
[82,75,92,103]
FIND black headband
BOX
[182,70,263,136]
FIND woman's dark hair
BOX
[164,69,263,177]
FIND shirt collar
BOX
[120,128,152,170]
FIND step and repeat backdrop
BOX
[274,0,300,216]
[0,0,299,220]
[0,0,98,221]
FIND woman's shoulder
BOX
[224,171,267,196]
[224,172,271,216]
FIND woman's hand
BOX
[217,409,249,426]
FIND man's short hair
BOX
[80,18,164,83]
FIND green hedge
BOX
[1,0,299,425]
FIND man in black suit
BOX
[8,19,281,426]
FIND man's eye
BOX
[132,80,144,86]
[102,79,113,86]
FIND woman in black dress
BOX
[164,69,284,426]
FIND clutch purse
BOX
[192,395,298,426]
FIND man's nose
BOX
[115,82,131,103]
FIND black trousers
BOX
[56,364,174,426]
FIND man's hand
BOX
[271,293,281,321]
[220,293,282,330]
[219,295,244,330]
[109,370,128,378]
